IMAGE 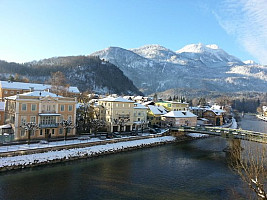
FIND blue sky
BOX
[0,0,266,64]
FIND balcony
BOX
[118,114,130,119]
[39,123,59,128]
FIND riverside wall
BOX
[0,133,180,172]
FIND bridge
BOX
[171,126,267,144]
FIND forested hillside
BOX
[0,56,142,95]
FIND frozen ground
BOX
[0,130,169,153]
[0,136,175,168]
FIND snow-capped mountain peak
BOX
[176,43,221,53]
[90,43,266,94]
[176,43,243,64]
[244,60,258,65]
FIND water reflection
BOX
[0,137,246,200]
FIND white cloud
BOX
[214,0,267,64]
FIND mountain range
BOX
[91,43,267,95]
[1,43,266,97]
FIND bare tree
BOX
[50,71,69,96]
[228,140,267,199]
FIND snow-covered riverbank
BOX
[0,136,176,171]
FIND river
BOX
[238,114,267,133]
[0,115,265,200]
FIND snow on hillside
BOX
[244,60,258,65]
[90,43,267,94]
[226,65,267,81]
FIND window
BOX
[46,105,51,111]
[68,105,73,112]
[122,104,124,107]
[4,91,8,94]
[10,91,14,94]
[68,115,72,122]
[20,129,25,136]
[138,118,140,121]
[52,129,55,135]
[116,103,118,107]
[129,104,131,108]
[59,128,63,134]
[16,91,20,94]
[40,129,43,136]
[60,105,65,112]
[31,104,37,111]
[21,104,27,111]
[30,116,36,123]
[21,116,27,125]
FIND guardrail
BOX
[177,126,267,143]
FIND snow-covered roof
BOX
[142,101,154,106]
[148,105,167,115]
[159,101,188,105]
[263,106,267,112]
[99,96,134,103]
[198,118,209,121]
[134,96,144,100]
[6,91,63,100]
[0,81,80,93]
[134,103,147,109]
[0,102,5,111]
[123,96,134,100]
[211,105,222,110]
[0,124,12,129]
[205,108,225,115]
[189,106,205,110]
[162,111,197,118]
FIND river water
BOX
[0,115,265,200]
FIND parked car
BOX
[39,140,48,144]
[78,136,91,140]
[154,128,161,133]
[149,128,157,134]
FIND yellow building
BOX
[147,105,167,127]
[4,91,77,141]
[0,80,80,101]
[156,101,189,112]
[98,97,135,132]
[0,102,5,125]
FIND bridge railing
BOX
[178,126,267,143]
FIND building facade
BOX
[98,97,135,133]
[203,109,224,126]
[0,102,5,125]
[147,105,167,127]
[162,111,197,127]
[156,101,189,112]
[133,103,148,131]
[0,80,80,101]
[5,91,77,141]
